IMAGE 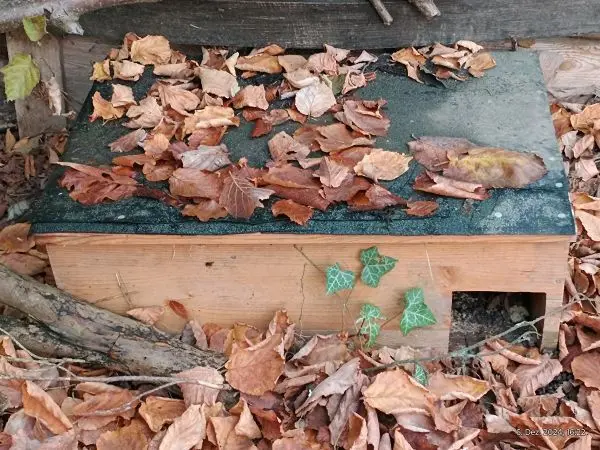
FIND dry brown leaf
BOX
[219,171,274,219]
[413,170,489,200]
[277,55,307,73]
[153,62,193,78]
[183,200,228,222]
[572,352,600,388]
[262,164,319,189]
[354,149,412,182]
[290,334,348,366]
[126,306,165,325]
[268,131,311,163]
[337,99,390,136]
[97,419,151,450]
[465,52,496,77]
[225,334,285,395]
[346,413,368,450]
[586,390,600,430]
[183,106,240,133]
[236,53,282,74]
[427,371,490,401]
[307,52,338,75]
[571,104,600,133]
[575,210,600,241]
[177,366,224,407]
[444,147,548,188]
[348,184,405,211]
[272,199,314,226]
[267,184,331,211]
[169,168,222,199]
[180,144,231,171]
[210,415,257,449]
[323,175,370,203]
[188,127,227,147]
[90,91,125,121]
[110,84,136,108]
[342,71,367,95]
[90,60,111,81]
[22,381,72,435]
[512,355,563,396]
[283,68,319,89]
[197,67,240,98]
[0,223,34,253]
[138,396,186,433]
[109,129,147,153]
[159,404,206,450]
[408,136,475,171]
[314,157,350,188]
[315,123,374,152]
[112,60,145,82]
[232,85,269,110]
[564,434,592,450]
[363,369,435,415]
[576,326,600,352]
[125,96,163,128]
[130,35,171,65]
[233,399,262,440]
[295,81,336,118]
[158,84,200,115]
[575,158,599,182]
[405,200,438,217]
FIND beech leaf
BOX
[1,53,40,101]
[326,263,355,295]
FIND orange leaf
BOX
[0,223,34,253]
[159,404,206,450]
[96,419,152,450]
[138,396,186,433]
[272,199,313,226]
[177,366,224,407]
[22,381,72,435]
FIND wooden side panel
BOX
[78,0,600,49]
[46,238,569,351]
[5,29,65,136]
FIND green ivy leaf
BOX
[0,53,40,101]
[360,246,397,287]
[413,364,428,386]
[400,288,436,335]
[356,303,386,347]
[326,263,355,295]
[22,16,47,42]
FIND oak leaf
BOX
[159,404,206,450]
[272,199,314,225]
[295,81,336,118]
[183,200,228,222]
[444,147,548,188]
[219,171,274,219]
[354,149,412,181]
[126,306,165,325]
[130,35,171,65]
[413,171,489,200]
[226,334,285,395]
[22,381,72,435]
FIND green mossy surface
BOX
[31,51,574,236]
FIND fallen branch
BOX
[407,0,441,19]
[0,0,160,34]
[0,265,227,376]
[368,0,394,26]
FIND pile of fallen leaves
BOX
[0,305,599,449]
[56,34,546,225]
[0,222,49,282]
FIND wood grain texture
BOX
[77,0,600,49]
[534,37,600,103]
[5,29,65,136]
[45,235,570,351]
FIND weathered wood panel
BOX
[78,0,600,49]
[42,233,569,351]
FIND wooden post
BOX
[5,29,65,137]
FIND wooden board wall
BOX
[78,0,600,49]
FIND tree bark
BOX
[0,265,227,376]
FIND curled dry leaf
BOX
[465,52,496,77]
[126,306,165,325]
[225,334,285,395]
[153,62,193,78]
[284,68,319,89]
[112,60,145,81]
[314,157,350,188]
[59,164,138,205]
[0,223,34,253]
[97,419,152,450]
[444,147,548,188]
[571,352,600,389]
[0,253,47,277]
[278,54,307,73]
[348,184,405,211]
[272,199,314,226]
[22,381,72,435]
[183,106,239,133]
[512,355,563,396]
[232,85,269,110]
[262,164,319,189]
[180,144,231,171]
[90,91,125,121]
[236,53,282,74]
[109,129,147,153]
[267,184,330,211]
[268,131,311,163]
[363,369,435,415]
[232,399,262,440]
[125,96,163,128]
[111,84,136,108]
[391,47,426,83]
[157,84,200,115]
[571,103,600,133]
[408,136,475,171]
[188,127,227,147]
[219,171,275,219]
[346,413,368,450]
[91,60,111,81]
[183,200,228,222]
[337,99,390,136]
[354,149,412,182]
[210,415,256,449]
[159,404,205,450]
[197,67,240,98]
[413,171,489,200]
[427,372,490,401]
[176,366,224,407]
[315,123,374,152]
[295,81,336,118]
[130,35,171,65]
[405,200,438,217]
[139,397,187,433]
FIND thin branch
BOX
[407,0,441,19]
[368,0,393,26]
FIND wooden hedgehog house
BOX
[30,2,580,352]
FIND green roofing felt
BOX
[31,51,574,236]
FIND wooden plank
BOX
[60,35,113,112]
[5,28,65,136]
[533,37,600,103]
[45,236,569,351]
[36,233,574,246]
[78,0,600,49]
